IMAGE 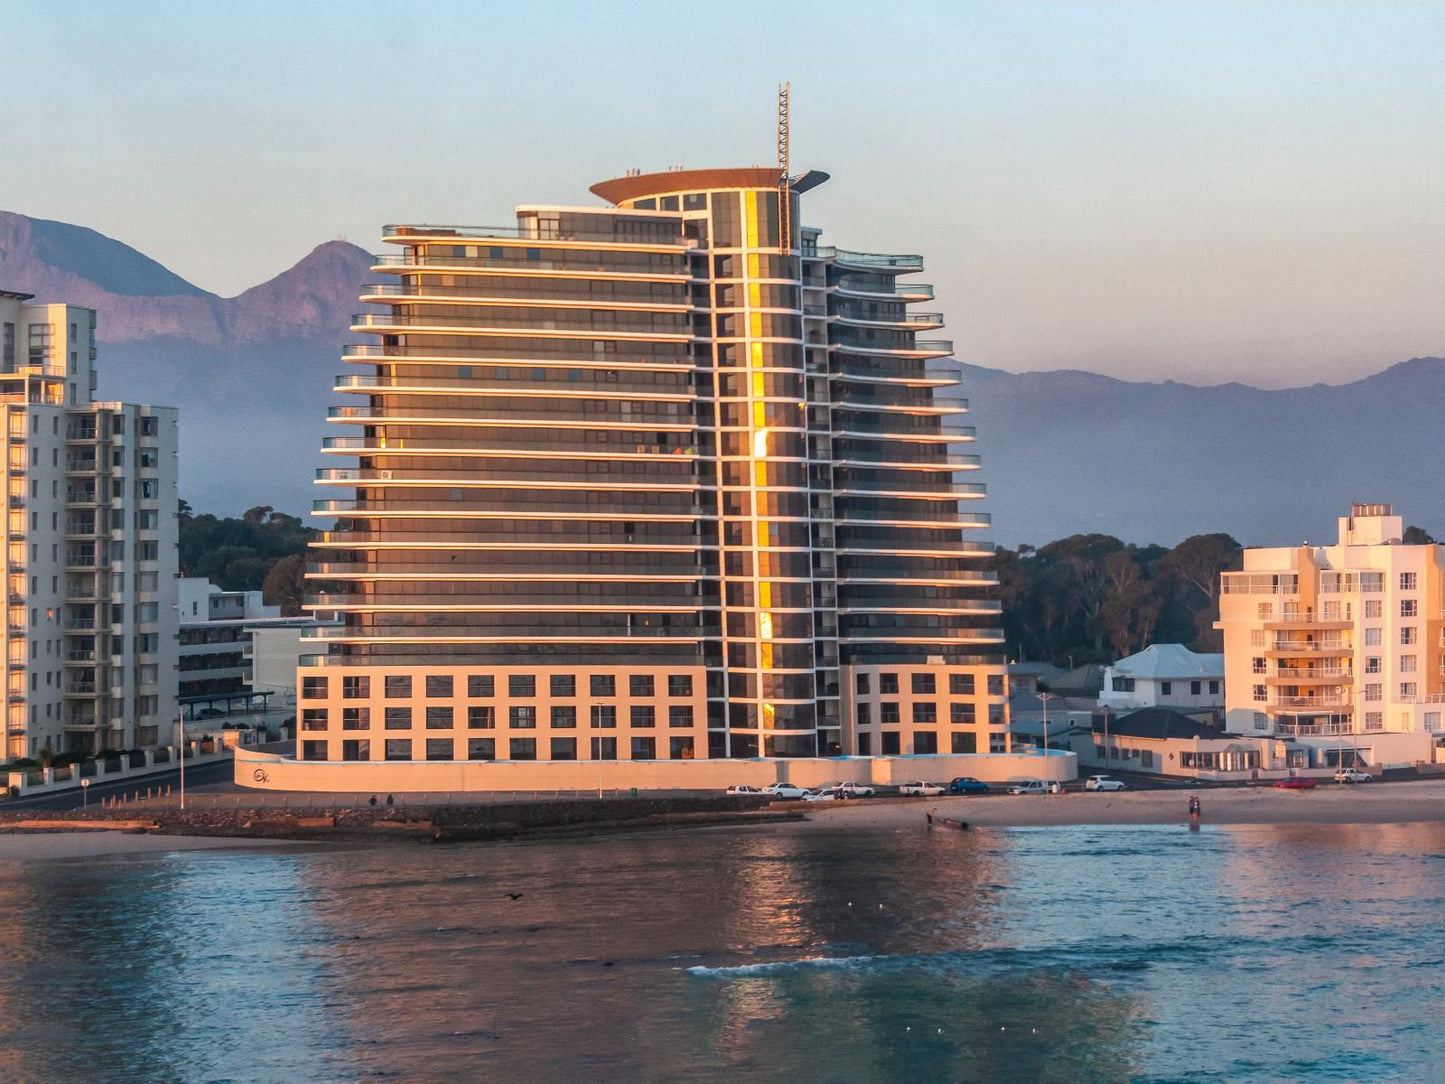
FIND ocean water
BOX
[0,821,1442,1082]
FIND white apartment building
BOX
[1217,503,1444,768]
[1098,643,1224,713]
[1,289,179,758]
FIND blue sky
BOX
[2,0,1442,386]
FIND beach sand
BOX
[799,779,1445,829]
[0,832,304,861]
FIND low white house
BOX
[1097,644,1224,713]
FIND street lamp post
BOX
[176,712,186,811]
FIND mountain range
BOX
[0,210,1439,547]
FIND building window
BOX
[384,739,411,761]
[508,674,535,697]
[425,707,453,730]
[1364,599,1382,619]
[341,739,370,761]
[630,705,655,728]
[668,674,692,697]
[949,673,974,696]
[550,674,575,697]
[880,702,900,724]
[1365,657,1382,674]
[989,733,1008,754]
[425,738,453,761]
[913,731,938,754]
[631,737,656,761]
[856,702,872,726]
[1402,599,1418,618]
[950,702,975,725]
[1365,684,1382,702]
[301,710,328,732]
[669,736,695,760]
[384,707,411,730]
[425,674,453,698]
[1365,628,1382,646]
[879,673,899,695]
[1400,572,1417,591]
[1257,602,1273,620]
[468,705,495,729]
[1112,677,1135,692]
[544,705,572,729]
[1401,627,1417,646]
[1141,750,1154,769]
[1252,684,1267,702]
[509,706,536,729]
[384,675,411,698]
[1209,681,1220,695]
[857,733,873,755]
[881,731,901,755]
[856,673,871,694]
[590,737,617,760]
[1160,681,1172,696]
[342,707,369,730]
[467,675,494,697]
[1401,682,1418,700]
[951,732,976,754]
[911,673,935,695]
[668,705,693,729]
[301,676,327,699]
[1190,681,1202,695]
[551,737,577,761]
[467,738,495,761]
[1364,712,1383,731]
[301,740,328,761]
[590,674,616,697]
[629,675,654,697]
[912,702,937,724]
[342,675,369,699]
[590,705,617,729]
[509,738,537,761]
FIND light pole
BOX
[1037,692,1057,754]
[176,711,186,811]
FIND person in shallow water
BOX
[1188,795,1201,819]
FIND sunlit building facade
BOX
[297,167,1007,768]
[0,290,179,757]
[1217,503,1445,767]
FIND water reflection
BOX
[0,822,1441,1081]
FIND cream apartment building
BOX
[0,290,179,758]
[1217,503,1444,768]
[278,162,1023,787]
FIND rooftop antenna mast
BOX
[777,82,790,256]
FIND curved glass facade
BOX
[302,169,1006,764]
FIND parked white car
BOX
[1085,776,1126,792]
[725,784,765,796]
[803,789,839,802]
[833,782,876,798]
[1009,780,1049,796]
[898,781,946,797]
[763,782,811,800]
[1334,768,1373,784]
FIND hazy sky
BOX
[2,0,1442,387]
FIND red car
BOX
[1273,777,1318,791]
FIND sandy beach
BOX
[800,779,1445,829]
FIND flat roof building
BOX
[1216,503,1445,769]
[291,163,1010,776]
[0,290,178,757]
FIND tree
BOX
[262,553,308,616]
[1404,525,1437,545]
[1161,533,1242,607]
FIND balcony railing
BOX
[1271,695,1352,710]
[382,223,690,247]
[820,247,925,271]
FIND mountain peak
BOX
[0,210,209,299]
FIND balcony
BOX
[1265,614,1353,631]
[821,248,925,272]
[381,223,690,248]
[1264,639,1350,656]
[1267,666,1352,683]
[64,489,99,506]
[1274,720,1358,737]
[832,338,954,359]
[1270,695,1352,711]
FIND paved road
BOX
[1,759,236,812]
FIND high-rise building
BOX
[299,167,1006,769]
[0,290,179,758]
[1217,503,1445,767]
